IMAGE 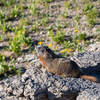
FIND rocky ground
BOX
[0,0,100,100]
[0,52,100,100]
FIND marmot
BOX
[35,45,98,83]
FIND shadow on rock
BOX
[34,89,78,100]
[34,89,49,100]
[81,63,100,83]
[81,63,100,74]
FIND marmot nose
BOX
[35,45,43,51]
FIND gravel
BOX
[0,52,100,100]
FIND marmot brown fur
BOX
[35,45,98,83]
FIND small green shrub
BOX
[48,29,65,43]
[0,0,17,6]
[96,29,100,41]
[0,21,13,33]
[0,20,6,33]
[53,30,65,43]
[74,15,80,24]
[9,27,26,54]
[0,36,3,41]
[45,0,53,3]
[42,0,53,3]
[77,33,87,40]
[9,25,32,54]
[82,3,98,27]
[77,44,85,52]
[82,3,93,14]
[73,33,87,45]
[28,1,39,16]
[0,54,18,75]
[41,17,49,26]
[63,1,70,18]
[64,1,71,9]
[55,22,65,29]
[63,41,75,49]
[10,5,22,18]
[86,8,98,27]
[32,21,40,32]
[0,10,5,22]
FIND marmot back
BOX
[35,45,98,83]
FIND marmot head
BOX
[35,45,56,59]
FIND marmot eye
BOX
[41,48,46,53]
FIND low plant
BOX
[60,48,72,57]
[0,54,19,76]
[41,16,49,26]
[73,33,86,45]
[63,1,70,18]
[63,40,85,53]
[0,20,6,33]
[0,10,5,22]
[41,0,53,3]
[64,1,70,9]
[96,29,100,41]
[0,20,13,33]
[32,21,40,32]
[9,26,26,54]
[63,41,75,49]
[0,0,17,6]
[48,29,65,43]
[77,33,87,40]
[55,21,65,30]
[10,5,22,18]
[82,3,98,27]
[74,15,80,24]
[9,25,32,54]
[28,1,39,17]
[98,34,100,41]
[54,30,65,43]
[82,3,93,14]
[18,18,28,27]
[46,26,53,31]
[86,8,98,27]
[0,35,3,41]
[62,32,86,52]
[99,0,100,4]
[45,0,53,3]
[76,44,85,52]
